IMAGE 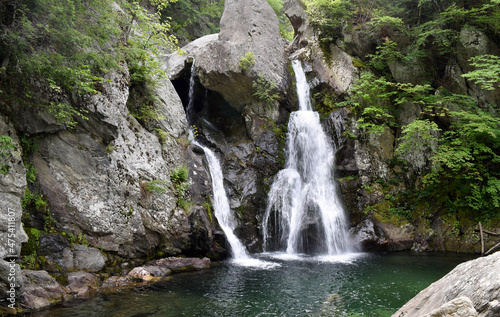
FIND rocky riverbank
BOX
[0,257,210,315]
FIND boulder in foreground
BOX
[393,252,500,317]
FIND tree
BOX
[461,55,500,91]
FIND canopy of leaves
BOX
[0,0,178,127]
[314,0,500,221]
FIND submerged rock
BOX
[66,271,99,298]
[393,252,500,317]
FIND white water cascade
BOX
[262,60,352,256]
[196,143,251,260]
[195,142,279,268]
[187,61,277,267]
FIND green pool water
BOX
[35,252,476,317]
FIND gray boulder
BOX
[393,252,500,317]
[24,68,203,258]
[165,0,289,114]
[64,245,106,273]
[20,270,67,311]
[66,271,99,298]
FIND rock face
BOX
[455,27,500,107]
[393,252,500,317]
[0,114,28,302]
[4,67,215,259]
[164,0,292,251]
[41,244,106,273]
[166,0,289,115]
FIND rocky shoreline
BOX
[0,257,210,315]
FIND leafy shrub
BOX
[170,166,191,211]
[170,166,189,186]
[239,52,256,72]
[252,75,280,109]
[0,136,16,175]
[145,180,169,194]
[461,55,500,91]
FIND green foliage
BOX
[0,0,178,128]
[266,0,294,41]
[130,104,167,121]
[45,102,90,128]
[389,206,412,222]
[163,0,224,43]
[395,119,441,158]
[461,55,500,91]
[367,15,405,33]
[203,199,213,222]
[62,231,89,246]
[145,179,169,194]
[123,0,178,85]
[155,129,169,144]
[0,135,16,174]
[170,165,189,185]
[367,40,404,73]
[21,187,46,211]
[18,134,39,183]
[20,251,38,270]
[340,72,397,135]
[313,89,338,116]
[422,110,500,219]
[239,52,256,72]
[252,74,280,109]
[170,165,191,211]
[304,0,354,45]
[0,0,121,127]
[20,227,42,268]
[410,2,500,55]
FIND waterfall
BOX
[195,142,251,260]
[186,62,249,260]
[186,60,196,125]
[186,63,278,267]
[262,60,352,256]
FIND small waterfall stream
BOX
[186,61,276,267]
[194,142,251,260]
[263,60,352,256]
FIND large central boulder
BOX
[165,0,288,113]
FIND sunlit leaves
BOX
[395,119,441,158]
[462,55,500,91]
